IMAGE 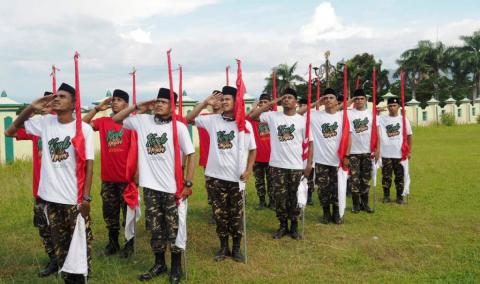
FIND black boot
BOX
[289,220,301,240]
[352,194,361,213]
[272,220,289,239]
[332,205,342,224]
[396,194,405,204]
[169,252,183,284]
[63,273,85,284]
[38,253,58,277]
[321,206,331,224]
[214,236,230,261]
[119,237,134,258]
[256,196,266,210]
[231,236,245,262]
[361,194,374,213]
[383,189,391,203]
[138,252,168,281]
[104,230,120,256]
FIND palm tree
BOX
[459,30,480,99]
[263,62,306,96]
[395,43,431,100]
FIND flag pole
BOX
[372,67,377,212]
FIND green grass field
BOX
[1,124,480,283]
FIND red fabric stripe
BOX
[400,71,410,160]
[302,64,312,161]
[167,50,185,201]
[338,65,350,170]
[72,52,86,204]
[370,67,378,154]
[124,69,139,208]
[235,60,248,133]
[316,78,320,110]
[272,70,277,111]
[51,65,58,95]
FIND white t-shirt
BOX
[311,111,343,166]
[379,115,413,159]
[195,114,256,182]
[348,108,379,154]
[25,114,95,205]
[260,112,312,170]
[124,114,195,193]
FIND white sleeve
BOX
[246,122,257,150]
[83,124,95,160]
[123,115,140,131]
[24,116,44,136]
[259,112,270,124]
[179,124,195,155]
[194,115,209,129]
[406,119,413,135]
[375,115,380,126]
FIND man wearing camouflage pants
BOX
[250,88,313,240]
[187,86,256,262]
[114,88,195,283]
[14,83,95,283]
[378,97,413,204]
[83,89,136,258]
[347,89,379,214]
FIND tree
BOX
[459,30,480,99]
[263,62,306,96]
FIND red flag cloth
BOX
[316,78,320,110]
[370,67,378,154]
[302,64,312,161]
[167,50,186,201]
[400,71,410,160]
[226,65,230,86]
[72,52,86,204]
[272,70,278,111]
[130,68,137,114]
[15,129,41,197]
[123,131,139,208]
[177,65,187,124]
[51,65,59,95]
[235,60,249,133]
[338,65,350,170]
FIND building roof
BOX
[0,90,23,107]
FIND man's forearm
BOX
[184,153,196,182]
[82,108,98,124]
[13,105,35,129]
[307,141,314,167]
[112,105,135,123]
[186,101,207,124]
[83,160,94,197]
[249,104,270,120]
[246,149,256,172]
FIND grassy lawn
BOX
[1,124,479,283]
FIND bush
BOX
[441,113,456,126]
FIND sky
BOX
[1,0,479,104]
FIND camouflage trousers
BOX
[382,158,404,197]
[46,202,93,271]
[253,162,274,201]
[101,182,128,232]
[269,167,303,222]
[306,168,315,196]
[33,198,55,257]
[143,188,181,253]
[349,153,373,195]
[206,176,244,238]
[315,164,338,207]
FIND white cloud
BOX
[300,2,374,43]
[121,28,152,44]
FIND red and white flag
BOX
[235,59,249,191]
[400,71,411,196]
[337,65,350,218]
[297,64,312,208]
[371,67,381,185]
